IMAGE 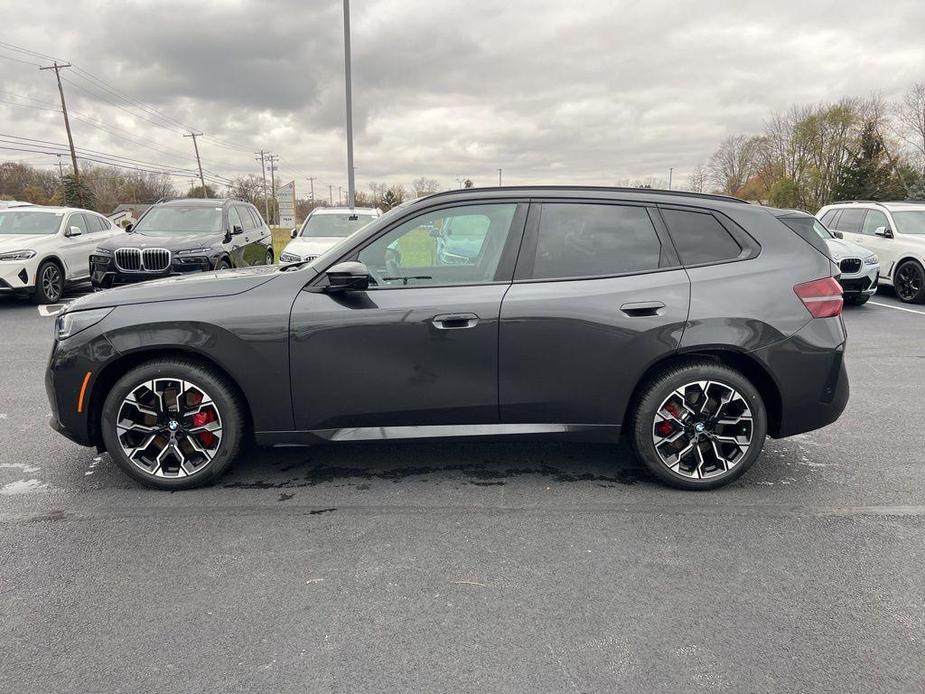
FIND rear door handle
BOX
[620,301,665,317]
[432,312,479,329]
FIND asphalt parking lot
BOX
[1,288,924,693]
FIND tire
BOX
[844,294,870,306]
[894,260,925,304]
[628,361,768,490]
[215,258,232,271]
[32,259,64,304]
[100,358,245,490]
[265,249,274,265]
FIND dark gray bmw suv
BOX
[46,187,848,491]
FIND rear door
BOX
[499,201,690,427]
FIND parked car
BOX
[0,205,121,303]
[90,198,272,289]
[280,206,381,264]
[47,186,848,491]
[0,200,34,208]
[776,211,879,305]
[817,201,925,303]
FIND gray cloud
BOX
[0,0,923,196]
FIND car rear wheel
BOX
[32,260,63,304]
[894,260,925,303]
[629,362,767,490]
[100,358,244,490]
[215,258,232,271]
[265,249,274,265]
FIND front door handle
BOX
[432,312,479,329]
[620,301,665,317]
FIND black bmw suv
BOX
[90,198,273,289]
[48,187,848,491]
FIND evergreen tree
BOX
[833,122,903,200]
[62,174,96,210]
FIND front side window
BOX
[531,204,662,279]
[832,208,864,233]
[238,206,256,231]
[83,213,106,233]
[357,203,517,287]
[660,209,741,265]
[68,213,90,235]
[892,211,925,235]
[861,210,889,235]
[133,206,224,235]
[301,212,377,239]
[0,211,62,235]
[227,207,243,231]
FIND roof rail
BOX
[421,185,750,205]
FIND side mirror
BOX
[124,223,133,233]
[874,226,893,239]
[832,230,843,239]
[290,227,299,239]
[325,261,370,292]
[232,225,244,236]
[67,226,82,237]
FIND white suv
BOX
[0,206,122,304]
[817,201,925,304]
[280,207,382,264]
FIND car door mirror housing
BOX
[832,230,843,239]
[67,225,82,237]
[232,225,244,236]
[325,261,370,292]
[874,226,893,238]
[291,227,299,239]
[124,223,133,232]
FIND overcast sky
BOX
[0,0,923,197]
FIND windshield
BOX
[0,211,62,235]
[892,211,925,235]
[300,213,376,238]
[133,206,223,234]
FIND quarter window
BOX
[660,209,741,265]
[531,204,662,279]
[861,210,889,235]
[357,203,518,287]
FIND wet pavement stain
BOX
[307,508,336,515]
[278,492,294,501]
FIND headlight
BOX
[0,249,36,261]
[176,247,211,255]
[864,254,878,265]
[280,252,301,263]
[94,247,113,256]
[55,307,113,340]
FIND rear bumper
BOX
[753,316,849,438]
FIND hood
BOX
[824,237,874,260]
[283,236,346,257]
[0,234,55,250]
[67,265,279,311]
[96,231,224,251]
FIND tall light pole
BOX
[498,168,503,187]
[668,167,673,190]
[343,0,356,208]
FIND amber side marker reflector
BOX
[77,371,92,414]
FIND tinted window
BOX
[861,210,889,235]
[531,204,661,279]
[661,209,741,265]
[227,206,243,231]
[820,210,837,226]
[357,203,517,287]
[778,215,830,257]
[238,206,256,231]
[832,208,864,233]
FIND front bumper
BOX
[0,260,36,292]
[837,264,879,297]
[90,256,214,288]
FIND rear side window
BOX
[777,215,831,258]
[832,208,864,233]
[248,207,264,229]
[531,204,662,279]
[660,209,742,265]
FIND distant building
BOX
[108,204,151,227]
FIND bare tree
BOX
[708,134,760,195]
[687,163,708,193]
[894,81,925,173]
[411,177,441,197]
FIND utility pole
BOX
[183,132,207,197]
[255,150,270,222]
[668,167,673,190]
[498,168,503,187]
[343,0,356,207]
[267,154,279,224]
[39,62,80,202]
[306,177,316,203]
[55,154,64,178]
[338,186,343,206]
[329,185,334,205]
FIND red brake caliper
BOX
[191,410,217,448]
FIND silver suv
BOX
[817,201,925,303]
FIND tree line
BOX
[700,80,925,210]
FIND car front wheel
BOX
[894,260,925,303]
[629,362,767,490]
[32,260,63,304]
[100,358,244,490]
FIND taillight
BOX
[794,277,843,318]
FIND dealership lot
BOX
[1,289,924,691]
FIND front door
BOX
[289,201,526,432]
[858,208,896,278]
[61,212,96,280]
[225,206,248,266]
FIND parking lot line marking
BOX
[869,301,925,316]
